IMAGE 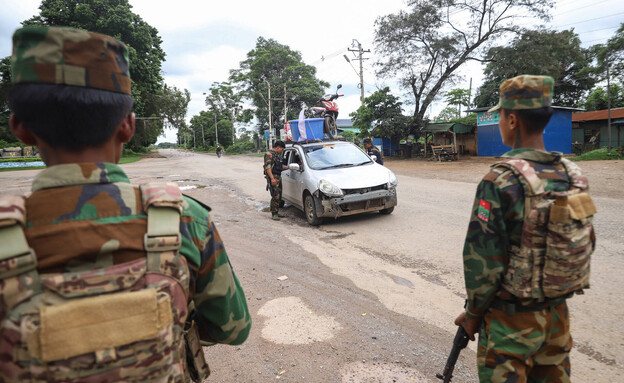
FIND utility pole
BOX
[348,39,370,104]
[607,57,612,150]
[283,84,287,135]
[268,84,272,149]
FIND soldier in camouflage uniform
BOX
[454,75,593,382]
[1,26,250,382]
[264,140,286,220]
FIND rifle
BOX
[436,325,469,382]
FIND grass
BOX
[572,148,624,161]
[0,153,143,172]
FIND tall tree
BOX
[374,0,553,135]
[594,23,624,84]
[474,29,594,108]
[229,37,329,134]
[22,0,168,149]
[350,87,410,139]
[583,83,624,111]
[0,57,12,142]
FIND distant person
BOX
[264,140,286,220]
[363,138,383,165]
[454,75,596,382]
[216,145,223,157]
[1,25,250,382]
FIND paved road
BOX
[1,150,621,382]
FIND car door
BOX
[281,149,296,203]
[286,148,306,209]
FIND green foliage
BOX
[339,131,356,140]
[374,0,553,132]
[0,157,41,163]
[572,148,624,161]
[229,37,329,134]
[225,141,255,155]
[0,57,12,142]
[350,87,409,138]
[583,83,624,111]
[23,0,168,151]
[474,29,594,108]
[450,113,477,127]
[0,140,24,149]
[594,23,624,84]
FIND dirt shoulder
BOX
[384,156,624,199]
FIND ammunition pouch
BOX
[184,319,210,382]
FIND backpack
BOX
[0,183,208,382]
[495,158,596,301]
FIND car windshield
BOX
[303,143,372,170]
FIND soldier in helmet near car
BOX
[1,25,250,382]
[363,138,383,165]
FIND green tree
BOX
[229,37,329,134]
[594,23,624,84]
[583,83,624,111]
[474,29,594,108]
[374,0,553,133]
[350,87,410,140]
[23,0,168,150]
[435,106,460,122]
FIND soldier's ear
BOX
[9,114,37,146]
[116,113,136,143]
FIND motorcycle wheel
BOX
[324,116,337,139]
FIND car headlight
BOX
[388,171,398,187]
[318,179,343,197]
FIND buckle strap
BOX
[140,183,183,253]
[0,195,37,279]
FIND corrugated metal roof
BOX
[572,108,624,122]
[422,123,474,134]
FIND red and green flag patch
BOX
[477,199,491,222]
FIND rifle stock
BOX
[436,325,469,382]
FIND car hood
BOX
[315,164,391,189]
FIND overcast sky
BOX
[2,0,623,143]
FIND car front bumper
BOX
[315,187,397,218]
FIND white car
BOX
[280,140,398,225]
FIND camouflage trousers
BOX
[268,175,282,215]
[477,300,572,383]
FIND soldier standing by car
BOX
[264,140,286,220]
[363,138,383,165]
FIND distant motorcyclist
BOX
[363,138,383,165]
[216,146,223,158]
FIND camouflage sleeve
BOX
[462,177,509,319]
[179,197,251,345]
[263,153,274,173]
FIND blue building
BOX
[467,107,580,157]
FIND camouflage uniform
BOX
[462,76,584,382]
[264,149,283,216]
[1,26,251,382]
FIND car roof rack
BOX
[286,137,349,147]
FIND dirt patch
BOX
[384,156,624,199]
[140,152,166,158]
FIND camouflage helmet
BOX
[488,75,554,113]
[11,25,131,94]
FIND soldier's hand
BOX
[271,178,278,186]
[454,311,481,341]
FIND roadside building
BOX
[466,106,580,156]
[421,122,476,156]
[571,108,624,153]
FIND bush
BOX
[572,148,624,161]
[0,140,24,149]
[226,141,255,155]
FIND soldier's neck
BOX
[38,140,123,166]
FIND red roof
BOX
[572,108,624,122]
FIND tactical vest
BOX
[0,183,209,382]
[271,152,283,175]
[495,158,596,301]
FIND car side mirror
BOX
[288,163,301,171]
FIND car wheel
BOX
[304,194,322,226]
[324,116,337,138]
[380,207,394,215]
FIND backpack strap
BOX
[0,195,37,279]
[560,157,589,191]
[139,183,184,255]
[492,158,546,216]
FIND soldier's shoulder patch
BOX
[477,199,491,222]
